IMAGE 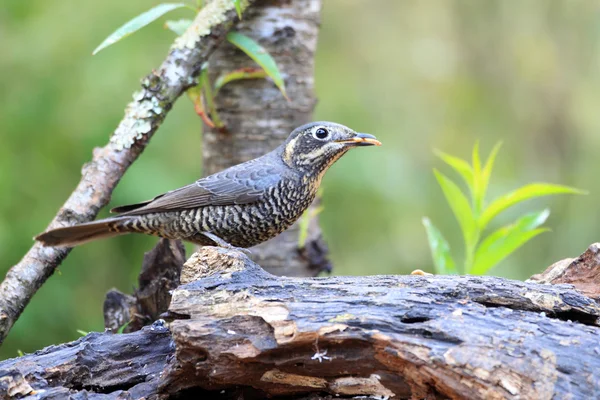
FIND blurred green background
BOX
[1,0,599,359]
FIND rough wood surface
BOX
[0,0,255,345]
[104,238,185,332]
[0,322,173,399]
[162,248,600,399]
[203,0,331,277]
[4,247,599,399]
[529,242,600,299]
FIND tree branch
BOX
[3,246,599,399]
[0,0,255,345]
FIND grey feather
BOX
[111,154,288,216]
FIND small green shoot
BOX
[422,217,457,274]
[298,188,324,248]
[76,329,89,337]
[424,143,585,275]
[92,1,287,126]
[214,67,268,94]
[92,3,192,55]
[17,349,24,357]
[298,206,324,248]
[226,32,288,100]
[233,0,243,19]
[117,321,131,334]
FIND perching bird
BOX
[36,122,381,248]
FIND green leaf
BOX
[472,141,484,215]
[513,208,551,230]
[434,150,474,190]
[434,169,478,250]
[117,321,131,334]
[297,205,324,248]
[214,68,268,94]
[226,31,288,99]
[164,18,193,35]
[422,217,458,274]
[480,183,586,228]
[233,0,242,19]
[93,3,188,55]
[471,209,551,275]
[479,142,502,209]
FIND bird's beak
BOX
[336,133,382,146]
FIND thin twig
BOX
[0,0,255,345]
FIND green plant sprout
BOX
[76,329,89,337]
[92,2,286,129]
[297,188,324,248]
[423,142,585,275]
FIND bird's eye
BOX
[314,127,329,140]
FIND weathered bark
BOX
[3,246,600,399]
[0,0,256,345]
[204,0,331,277]
[529,242,600,299]
[0,322,173,399]
[104,239,185,332]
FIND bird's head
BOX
[281,121,381,176]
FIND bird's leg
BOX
[201,231,252,255]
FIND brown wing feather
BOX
[111,157,285,216]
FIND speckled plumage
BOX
[36,122,380,248]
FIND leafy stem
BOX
[424,143,585,275]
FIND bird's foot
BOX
[201,231,252,255]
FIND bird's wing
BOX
[111,159,284,216]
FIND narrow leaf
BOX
[93,3,188,55]
[472,141,484,215]
[297,206,324,248]
[480,183,586,228]
[233,0,243,19]
[214,68,268,94]
[479,142,503,208]
[434,170,478,251]
[514,208,550,231]
[472,141,482,177]
[434,150,474,190]
[117,321,131,334]
[164,18,193,35]
[471,209,551,275]
[422,217,458,274]
[226,31,288,99]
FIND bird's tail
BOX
[35,217,130,247]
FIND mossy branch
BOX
[0,0,255,345]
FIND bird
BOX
[35,122,381,249]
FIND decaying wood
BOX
[3,246,600,399]
[0,322,173,399]
[104,239,185,332]
[163,248,600,399]
[204,0,331,277]
[529,242,600,299]
[0,0,256,345]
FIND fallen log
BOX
[2,246,600,399]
